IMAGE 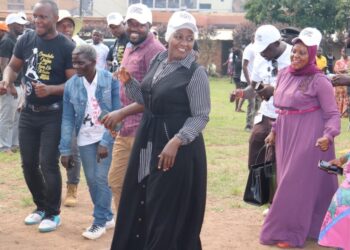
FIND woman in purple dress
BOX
[260,28,340,248]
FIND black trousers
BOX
[19,109,62,216]
[248,115,275,168]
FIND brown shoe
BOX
[64,184,78,207]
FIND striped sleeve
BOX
[125,78,144,105]
[175,66,211,145]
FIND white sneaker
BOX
[82,224,106,240]
[24,210,45,225]
[86,218,115,231]
[105,218,115,230]
[38,215,61,232]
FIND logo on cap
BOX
[179,12,193,21]
[256,34,263,42]
[301,29,313,38]
[129,6,143,15]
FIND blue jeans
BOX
[19,108,62,216]
[79,141,113,226]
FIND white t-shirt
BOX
[240,43,256,83]
[92,42,109,70]
[251,44,292,119]
[77,74,105,146]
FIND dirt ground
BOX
[0,161,327,250]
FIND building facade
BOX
[93,0,246,17]
[0,0,79,13]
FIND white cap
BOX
[165,11,198,42]
[5,13,29,25]
[292,27,322,47]
[107,12,123,26]
[57,10,82,36]
[254,25,281,53]
[18,11,28,22]
[124,3,152,25]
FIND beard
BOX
[128,32,148,46]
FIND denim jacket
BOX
[59,69,120,156]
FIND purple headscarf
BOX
[288,40,322,76]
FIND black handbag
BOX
[243,145,276,206]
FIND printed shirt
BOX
[119,33,165,137]
[77,73,105,146]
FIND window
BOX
[199,3,211,9]
[128,0,197,9]
[169,0,180,8]
[8,0,24,11]
[129,0,140,4]
[155,0,166,8]
[181,0,196,9]
[142,0,153,7]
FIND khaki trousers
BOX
[108,135,135,212]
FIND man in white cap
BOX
[106,12,128,72]
[57,9,85,46]
[56,9,83,208]
[234,25,292,215]
[0,13,28,152]
[247,25,291,170]
[102,3,165,214]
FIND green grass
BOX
[0,77,349,211]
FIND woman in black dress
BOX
[107,10,210,250]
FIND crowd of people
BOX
[1,0,350,249]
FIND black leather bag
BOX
[243,145,276,206]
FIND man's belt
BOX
[25,102,62,112]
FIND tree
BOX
[197,26,218,68]
[244,0,346,34]
[232,22,257,49]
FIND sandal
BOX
[276,242,293,248]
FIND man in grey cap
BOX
[0,13,28,152]
[106,12,129,72]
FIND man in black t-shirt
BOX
[0,13,28,152]
[0,0,75,233]
[106,12,129,72]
